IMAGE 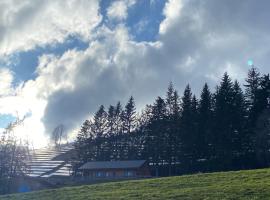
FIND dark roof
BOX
[79,160,147,170]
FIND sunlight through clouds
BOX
[1,0,270,148]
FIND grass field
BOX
[1,168,270,200]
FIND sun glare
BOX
[11,119,49,148]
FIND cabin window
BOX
[124,170,134,177]
[95,171,104,177]
[105,171,110,177]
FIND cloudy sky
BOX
[0,0,269,147]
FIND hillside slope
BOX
[2,168,270,200]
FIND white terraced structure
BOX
[27,145,73,178]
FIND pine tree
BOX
[213,73,235,170]
[107,105,116,160]
[115,102,123,135]
[231,81,247,168]
[197,83,213,171]
[244,67,261,109]
[138,105,153,161]
[180,84,194,172]
[120,97,137,159]
[74,119,94,163]
[166,82,175,116]
[91,105,108,161]
[253,74,270,167]
[107,105,116,136]
[165,83,180,175]
[145,96,167,176]
[254,107,270,167]
[191,94,199,170]
[114,102,123,160]
[122,96,137,134]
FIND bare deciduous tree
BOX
[0,117,30,194]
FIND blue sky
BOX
[0,114,16,129]
[7,36,89,83]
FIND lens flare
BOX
[248,60,253,66]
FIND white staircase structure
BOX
[27,145,73,178]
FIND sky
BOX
[0,0,269,147]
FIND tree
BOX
[114,102,123,135]
[180,84,195,172]
[51,124,64,148]
[165,83,181,175]
[74,119,92,163]
[190,94,200,170]
[145,96,167,176]
[253,74,270,167]
[254,107,270,167]
[244,67,261,109]
[113,102,124,160]
[0,118,30,195]
[197,83,213,171]
[120,97,137,160]
[122,96,137,134]
[91,105,108,161]
[92,105,108,138]
[107,105,116,136]
[231,81,248,168]
[166,82,178,116]
[212,73,235,170]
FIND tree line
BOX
[74,67,270,176]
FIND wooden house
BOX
[78,160,151,179]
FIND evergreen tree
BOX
[231,81,247,168]
[107,105,116,136]
[254,107,270,167]
[166,82,176,116]
[115,102,123,135]
[138,105,153,161]
[145,96,167,176]
[74,119,95,164]
[91,105,108,161]
[122,96,137,134]
[165,83,180,175]
[190,94,200,170]
[197,83,213,171]
[254,74,270,112]
[244,67,261,109]
[92,105,108,137]
[114,102,123,160]
[180,84,195,172]
[243,68,262,166]
[253,74,270,167]
[120,97,137,159]
[213,73,235,170]
[107,105,116,160]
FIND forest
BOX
[74,67,270,176]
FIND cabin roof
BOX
[79,160,147,170]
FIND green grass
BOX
[2,168,270,200]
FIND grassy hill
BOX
[2,168,270,200]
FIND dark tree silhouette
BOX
[73,68,270,176]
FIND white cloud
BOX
[159,0,183,34]
[0,68,14,96]
[0,0,102,56]
[0,70,48,147]
[1,0,270,148]
[107,0,135,21]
